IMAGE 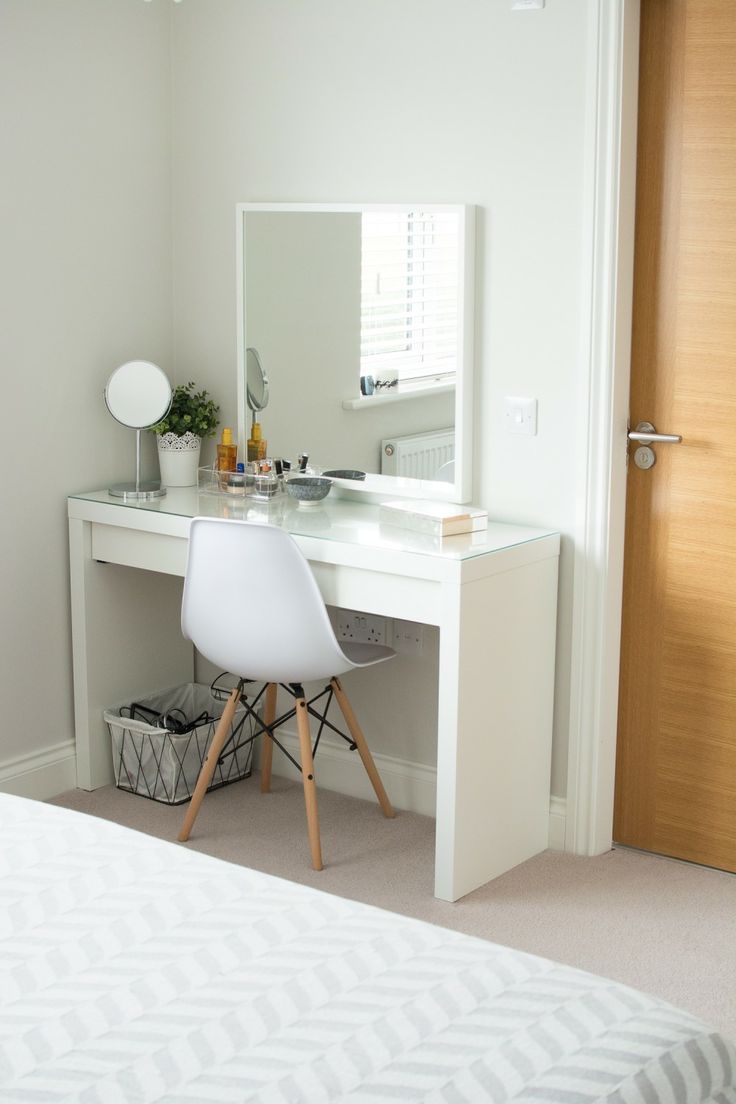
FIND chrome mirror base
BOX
[109,481,166,500]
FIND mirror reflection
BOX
[237,204,474,501]
[246,347,269,413]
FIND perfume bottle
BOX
[216,427,237,472]
[247,419,267,463]
[225,462,246,496]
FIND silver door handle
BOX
[628,421,682,444]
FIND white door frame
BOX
[566,0,641,855]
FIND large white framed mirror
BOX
[236,203,475,503]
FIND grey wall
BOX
[1,0,598,805]
[171,0,592,796]
[0,0,172,778]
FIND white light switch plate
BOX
[512,0,545,9]
[505,396,538,436]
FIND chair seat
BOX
[340,641,395,668]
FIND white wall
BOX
[0,0,172,795]
[171,0,592,797]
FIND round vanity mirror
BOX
[105,360,172,428]
[246,347,269,412]
[104,360,172,500]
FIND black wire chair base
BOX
[218,681,355,777]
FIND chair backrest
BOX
[182,517,350,684]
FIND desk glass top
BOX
[69,488,557,562]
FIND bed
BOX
[1,793,734,1103]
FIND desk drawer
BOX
[92,525,188,577]
[311,561,441,625]
[90,524,442,623]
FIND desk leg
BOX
[434,556,559,901]
[69,518,194,790]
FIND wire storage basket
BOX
[104,682,253,805]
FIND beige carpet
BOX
[50,773,736,1041]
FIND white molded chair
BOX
[178,516,396,869]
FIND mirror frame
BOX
[236,202,475,503]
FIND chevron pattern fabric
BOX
[1,794,734,1103]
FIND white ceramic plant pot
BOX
[157,432,201,488]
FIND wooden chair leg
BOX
[178,685,240,842]
[331,676,395,818]
[260,682,277,794]
[295,696,323,870]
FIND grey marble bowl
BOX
[285,475,333,506]
[322,468,366,481]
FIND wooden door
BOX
[613,0,736,870]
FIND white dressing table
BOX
[68,489,559,902]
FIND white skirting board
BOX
[258,730,567,851]
[548,794,567,851]
[0,741,567,851]
[0,740,77,801]
[260,729,439,818]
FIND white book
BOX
[379,499,488,537]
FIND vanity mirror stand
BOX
[104,360,172,501]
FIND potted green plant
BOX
[150,381,220,488]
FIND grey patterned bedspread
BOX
[1,793,734,1103]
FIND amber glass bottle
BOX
[216,427,237,471]
[247,420,267,463]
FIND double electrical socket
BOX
[335,609,424,655]
[336,610,387,645]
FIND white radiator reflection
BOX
[381,428,455,481]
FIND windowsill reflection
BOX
[341,379,454,411]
